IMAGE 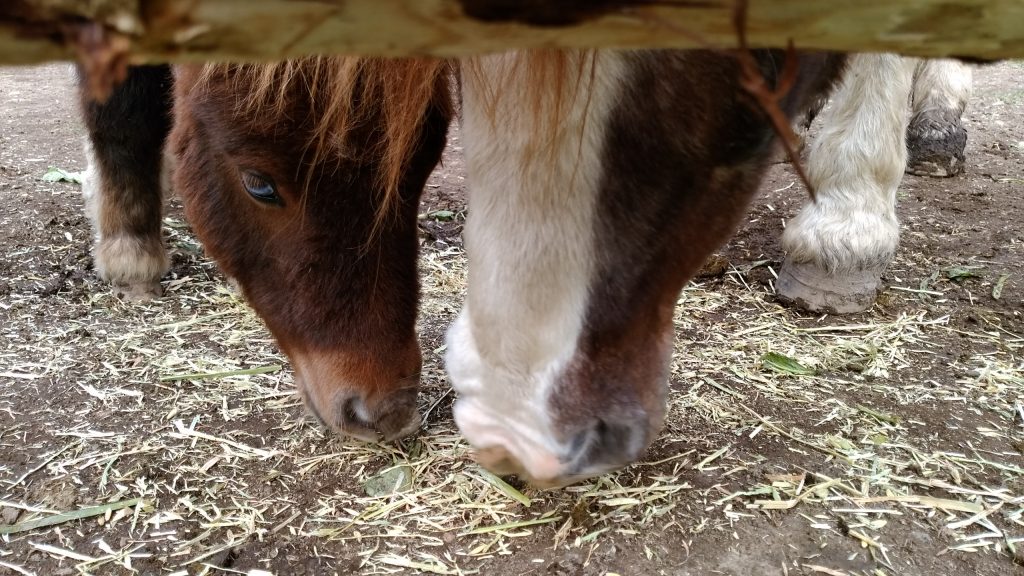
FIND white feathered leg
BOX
[778,54,916,313]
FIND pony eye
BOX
[240,170,282,206]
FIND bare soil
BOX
[0,62,1022,576]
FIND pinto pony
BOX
[448,53,976,485]
[447,50,846,485]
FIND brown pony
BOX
[170,58,452,441]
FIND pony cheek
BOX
[443,311,484,397]
[280,349,325,426]
[290,371,327,429]
[446,313,569,483]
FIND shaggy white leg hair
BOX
[912,59,972,117]
[778,53,917,313]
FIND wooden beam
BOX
[2,0,1023,66]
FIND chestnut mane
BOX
[194,52,598,231]
[198,56,453,233]
[463,50,599,148]
[461,50,602,192]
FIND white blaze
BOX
[447,51,629,479]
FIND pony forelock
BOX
[197,57,453,236]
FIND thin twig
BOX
[732,0,816,199]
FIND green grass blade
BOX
[0,498,143,535]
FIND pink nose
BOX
[458,396,654,487]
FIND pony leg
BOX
[778,54,916,314]
[790,93,829,155]
[906,59,972,177]
[79,65,174,301]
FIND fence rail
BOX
[3,1,1022,65]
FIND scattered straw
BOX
[2,65,1022,574]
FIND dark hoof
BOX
[777,259,882,314]
[113,282,163,302]
[906,111,967,178]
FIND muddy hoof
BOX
[906,111,967,178]
[112,281,163,302]
[776,259,882,314]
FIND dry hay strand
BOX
[1,209,1022,574]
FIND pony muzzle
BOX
[454,395,653,487]
[290,349,422,442]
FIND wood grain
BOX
[2,0,1022,65]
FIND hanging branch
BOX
[730,0,817,199]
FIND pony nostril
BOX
[370,387,422,441]
[320,394,378,442]
[291,352,422,443]
[341,395,373,427]
[330,389,421,442]
[568,421,599,455]
[565,417,650,477]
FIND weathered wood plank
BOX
[2,0,1023,65]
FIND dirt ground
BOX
[0,62,1022,576]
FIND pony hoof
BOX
[776,260,882,314]
[112,282,163,302]
[905,157,965,178]
[906,113,967,178]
